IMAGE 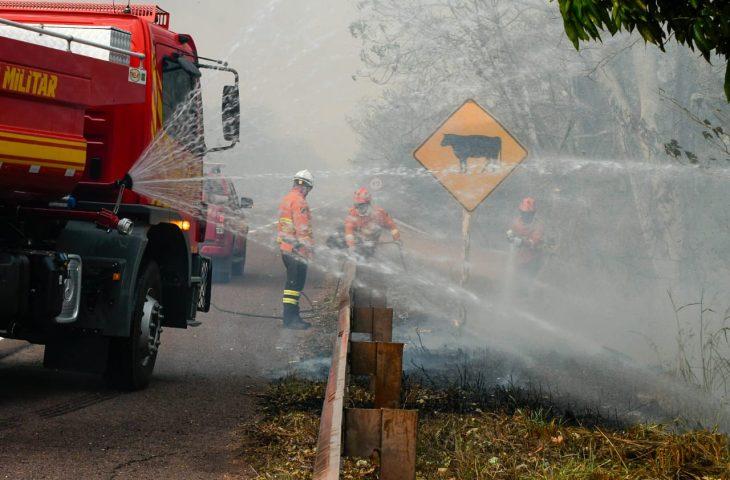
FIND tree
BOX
[350,0,729,293]
[556,0,730,100]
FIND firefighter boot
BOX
[283,303,310,330]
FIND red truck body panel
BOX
[0,35,145,200]
[0,2,203,241]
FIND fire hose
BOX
[211,292,324,320]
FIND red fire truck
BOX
[0,2,240,389]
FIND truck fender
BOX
[146,223,191,329]
[56,220,148,337]
[57,219,194,336]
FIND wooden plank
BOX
[350,341,403,409]
[353,265,387,308]
[343,409,418,480]
[381,409,418,480]
[374,343,403,409]
[343,408,381,458]
[352,307,374,335]
[372,308,393,342]
[353,307,393,342]
[350,341,376,376]
[336,261,357,305]
[352,286,371,308]
[313,260,356,480]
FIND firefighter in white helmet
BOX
[276,170,314,329]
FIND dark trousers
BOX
[282,253,308,317]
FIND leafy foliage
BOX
[660,92,730,165]
[556,0,730,100]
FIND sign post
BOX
[413,99,528,326]
[460,209,472,286]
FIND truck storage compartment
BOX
[0,252,29,329]
[0,34,145,202]
[0,250,71,332]
[27,251,67,322]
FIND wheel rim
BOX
[138,291,163,368]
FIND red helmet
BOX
[519,197,536,213]
[354,187,372,204]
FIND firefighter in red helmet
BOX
[344,187,401,258]
[506,197,544,276]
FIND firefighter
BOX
[344,187,401,258]
[277,170,314,330]
[506,197,544,277]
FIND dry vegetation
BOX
[240,377,730,479]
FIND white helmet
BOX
[294,169,314,188]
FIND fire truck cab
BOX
[0,2,240,389]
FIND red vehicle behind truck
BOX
[203,166,252,283]
[0,2,240,389]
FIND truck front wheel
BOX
[106,260,164,390]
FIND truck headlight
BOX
[56,255,82,324]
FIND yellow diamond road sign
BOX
[413,100,528,211]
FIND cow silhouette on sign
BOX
[441,133,502,173]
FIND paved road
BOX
[0,240,330,480]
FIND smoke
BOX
[112,0,730,428]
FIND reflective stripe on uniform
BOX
[283,298,299,305]
[284,290,300,297]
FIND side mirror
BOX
[222,85,240,143]
[239,197,254,209]
[199,63,240,154]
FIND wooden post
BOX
[352,307,393,342]
[350,341,404,409]
[344,408,418,480]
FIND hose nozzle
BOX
[116,174,134,190]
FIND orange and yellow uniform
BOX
[344,206,400,248]
[509,216,544,268]
[277,187,313,258]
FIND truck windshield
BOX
[162,56,204,149]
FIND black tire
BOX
[213,257,232,283]
[106,260,163,391]
[231,241,247,277]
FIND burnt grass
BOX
[244,291,730,477]
[242,374,730,479]
[262,369,623,430]
[401,344,730,432]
